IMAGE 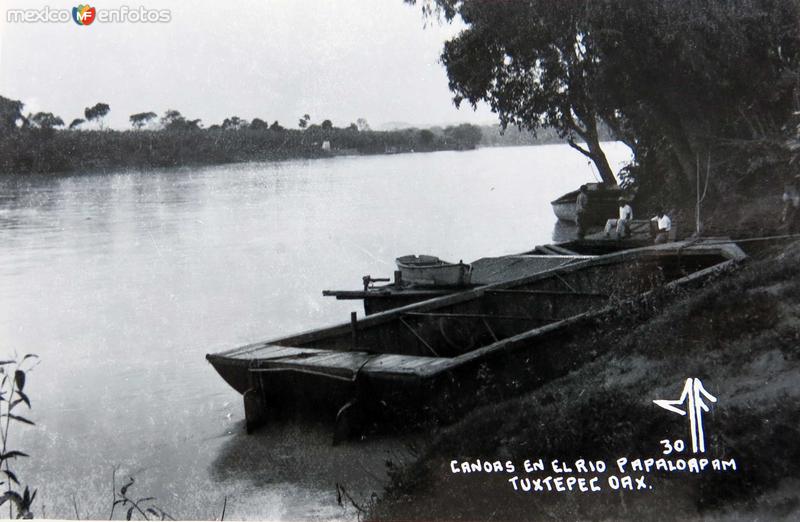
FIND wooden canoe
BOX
[207,240,745,437]
[551,183,622,225]
[325,254,592,315]
[395,255,472,286]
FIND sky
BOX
[0,0,497,130]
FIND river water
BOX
[0,143,631,520]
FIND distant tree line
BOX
[0,98,512,174]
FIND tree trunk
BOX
[565,111,618,186]
[649,102,698,191]
[585,137,617,186]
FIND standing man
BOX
[781,177,800,234]
[651,208,672,244]
[604,197,634,238]
[576,185,589,239]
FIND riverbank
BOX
[0,125,485,175]
[0,121,578,176]
[369,239,800,520]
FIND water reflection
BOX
[551,219,580,243]
[210,420,418,519]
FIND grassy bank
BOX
[370,240,800,521]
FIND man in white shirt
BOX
[651,208,672,244]
[604,197,634,238]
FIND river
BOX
[0,143,631,520]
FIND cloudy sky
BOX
[0,0,497,130]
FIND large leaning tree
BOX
[409,0,800,196]
[408,0,619,185]
[588,0,800,193]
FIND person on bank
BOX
[576,185,589,239]
[781,177,800,234]
[651,208,672,244]
[604,197,634,238]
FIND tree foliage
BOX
[443,123,482,150]
[409,0,800,201]
[0,97,25,132]
[84,103,110,124]
[356,118,371,132]
[129,112,157,130]
[221,116,247,130]
[410,0,618,183]
[30,112,64,130]
[589,0,800,191]
[160,110,201,131]
[249,118,269,131]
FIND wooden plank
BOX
[392,357,443,370]
[229,345,316,360]
[249,350,378,380]
[554,273,579,293]
[289,352,365,368]
[482,317,499,342]
[250,366,355,382]
[485,289,608,297]
[249,351,447,381]
[364,354,445,375]
[322,289,449,300]
[399,317,440,356]
[547,244,579,255]
[403,311,536,320]
[224,341,270,358]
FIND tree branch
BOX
[566,136,594,159]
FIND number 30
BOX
[660,439,685,455]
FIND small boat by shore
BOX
[395,255,472,286]
[326,253,591,315]
[551,182,622,225]
[207,240,745,439]
[325,234,690,316]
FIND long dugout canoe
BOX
[206,240,746,435]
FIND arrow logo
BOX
[654,378,717,453]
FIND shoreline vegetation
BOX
[0,96,594,176]
[368,239,800,521]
